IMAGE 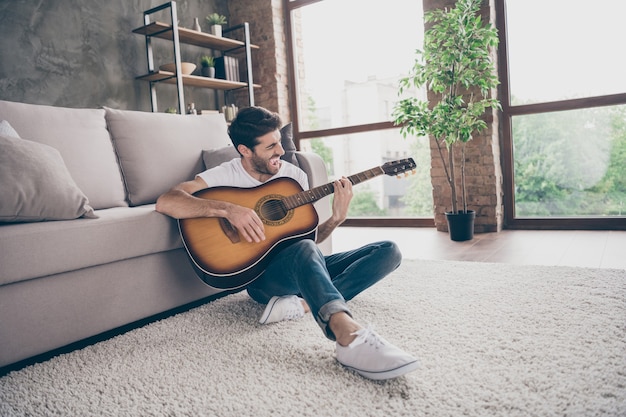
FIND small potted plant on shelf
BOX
[200,55,215,77]
[206,13,227,37]
[393,0,500,241]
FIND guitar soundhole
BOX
[256,195,293,226]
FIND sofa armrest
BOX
[294,151,332,255]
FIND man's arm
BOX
[155,177,266,243]
[315,177,352,244]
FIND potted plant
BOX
[200,55,215,77]
[206,13,227,37]
[393,0,500,241]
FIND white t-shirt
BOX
[197,158,309,191]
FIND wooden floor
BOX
[332,228,626,270]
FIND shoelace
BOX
[347,324,385,350]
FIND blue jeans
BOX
[247,239,402,340]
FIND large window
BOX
[500,0,626,227]
[286,0,432,225]
[293,0,423,131]
[512,106,626,218]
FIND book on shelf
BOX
[215,56,240,82]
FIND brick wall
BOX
[228,0,291,123]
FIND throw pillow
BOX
[0,135,97,223]
[0,120,20,138]
[280,122,299,166]
[202,145,239,170]
[201,122,300,172]
[0,101,127,210]
[201,123,300,171]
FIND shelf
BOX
[132,21,259,52]
[136,71,260,90]
[134,2,256,113]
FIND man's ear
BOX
[237,144,251,156]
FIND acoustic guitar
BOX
[179,158,416,290]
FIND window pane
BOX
[506,0,626,105]
[300,129,433,217]
[293,0,423,130]
[512,105,626,217]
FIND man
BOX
[156,106,419,380]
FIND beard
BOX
[250,152,281,176]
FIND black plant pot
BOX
[445,210,475,242]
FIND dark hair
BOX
[227,106,282,151]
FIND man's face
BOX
[247,129,285,176]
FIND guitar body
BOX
[179,177,319,290]
[178,158,416,290]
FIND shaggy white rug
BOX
[1,259,625,417]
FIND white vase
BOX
[193,18,202,32]
[211,25,222,37]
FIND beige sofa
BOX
[0,100,330,371]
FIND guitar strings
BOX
[257,161,413,218]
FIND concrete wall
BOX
[0,0,228,112]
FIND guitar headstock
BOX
[382,158,417,178]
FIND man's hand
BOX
[225,204,266,243]
[331,177,353,224]
[155,177,266,244]
[315,177,353,244]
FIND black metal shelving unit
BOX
[133,1,258,114]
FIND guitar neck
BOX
[282,166,385,210]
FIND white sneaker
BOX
[335,325,419,380]
[259,295,305,324]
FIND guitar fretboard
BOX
[282,166,386,210]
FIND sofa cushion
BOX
[105,108,231,206]
[0,100,127,209]
[0,135,97,223]
[0,205,183,286]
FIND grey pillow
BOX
[0,120,20,138]
[201,123,299,171]
[0,135,97,223]
[0,101,127,210]
[202,145,239,169]
[279,122,299,166]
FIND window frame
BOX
[285,0,626,230]
[496,0,626,230]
